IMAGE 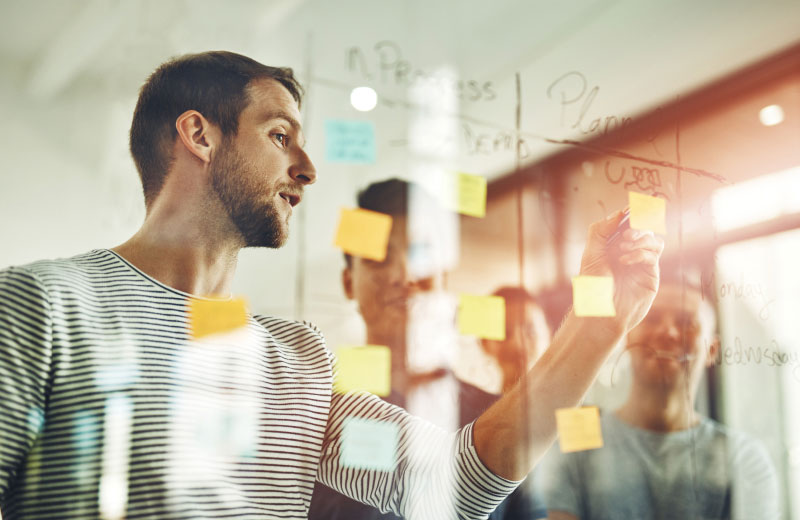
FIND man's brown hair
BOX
[129,51,303,209]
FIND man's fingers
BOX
[632,269,660,293]
[619,233,664,254]
[588,210,626,242]
[618,249,661,266]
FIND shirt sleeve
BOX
[0,267,53,501]
[316,389,521,519]
[535,443,583,518]
[729,433,781,520]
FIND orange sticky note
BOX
[341,418,398,471]
[188,298,248,339]
[333,345,391,396]
[455,172,487,218]
[334,207,393,261]
[556,406,604,453]
[458,294,505,340]
[572,276,615,317]
[629,191,666,235]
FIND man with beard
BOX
[0,51,664,519]
[538,275,780,519]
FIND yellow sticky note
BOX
[341,417,398,471]
[572,276,615,317]
[334,207,393,261]
[458,294,505,340]
[629,191,666,235]
[333,345,391,396]
[455,172,487,218]
[188,298,248,339]
[556,406,604,453]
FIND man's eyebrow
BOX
[262,111,301,131]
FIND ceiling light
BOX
[759,104,784,126]
[350,87,378,112]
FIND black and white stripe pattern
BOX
[0,250,518,519]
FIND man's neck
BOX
[615,383,700,432]
[113,197,242,296]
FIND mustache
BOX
[277,183,304,196]
[626,341,695,362]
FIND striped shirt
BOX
[0,249,518,519]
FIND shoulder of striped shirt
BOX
[5,250,110,284]
[251,315,323,336]
[6,252,333,356]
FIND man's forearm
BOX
[473,211,663,480]
[473,311,625,480]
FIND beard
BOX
[210,142,289,248]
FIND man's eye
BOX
[273,133,289,147]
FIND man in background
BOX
[539,273,780,519]
[309,178,460,519]
[310,179,551,519]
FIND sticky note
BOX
[454,172,487,218]
[188,298,248,339]
[325,119,376,163]
[629,191,666,235]
[556,406,604,453]
[458,294,506,341]
[334,208,393,261]
[333,345,391,396]
[341,418,398,471]
[572,276,615,317]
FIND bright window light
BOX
[712,166,800,232]
[759,104,784,126]
[350,87,378,112]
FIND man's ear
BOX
[175,110,220,164]
[342,266,355,300]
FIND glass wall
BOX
[1,1,798,518]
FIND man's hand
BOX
[473,209,664,481]
[579,210,664,332]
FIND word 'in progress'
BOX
[341,417,399,471]
[546,71,633,138]
[334,208,393,262]
[334,345,392,396]
[458,294,506,341]
[347,40,496,103]
[556,406,604,453]
[604,161,670,200]
[629,191,666,235]
[325,119,376,164]
[572,276,616,317]
[188,298,248,339]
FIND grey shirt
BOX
[538,410,780,520]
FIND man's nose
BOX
[657,317,681,339]
[388,254,431,290]
[290,148,316,185]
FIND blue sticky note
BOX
[325,119,376,164]
[340,418,398,471]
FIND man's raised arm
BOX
[474,211,664,480]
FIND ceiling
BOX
[1,0,799,181]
